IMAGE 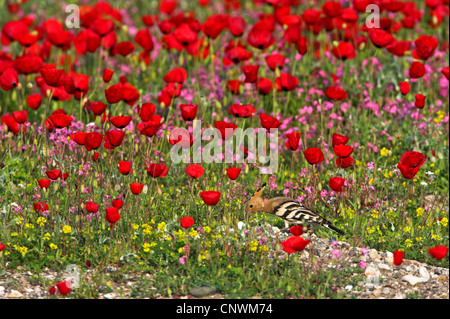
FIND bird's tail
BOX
[322,220,345,236]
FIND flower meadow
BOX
[0,0,449,299]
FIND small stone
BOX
[373,288,381,297]
[189,286,217,298]
[378,263,391,271]
[0,286,5,294]
[419,267,430,281]
[366,283,375,291]
[393,292,405,299]
[7,290,23,298]
[402,275,423,286]
[103,293,116,299]
[382,288,391,295]
[345,285,353,291]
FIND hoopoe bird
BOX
[247,183,345,236]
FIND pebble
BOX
[189,286,217,298]
[345,285,353,291]
[7,290,23,298]
[378,263,391,271]
[402,275,423,286]
[0,286,5,294]
[419,267,430,281]
[382,288,391,295]
[103,293,116,299]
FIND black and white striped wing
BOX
[273,200,323,225]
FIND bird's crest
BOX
[253,182,266,198]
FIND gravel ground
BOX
[0,227,448,299]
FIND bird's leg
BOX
[280,220,290,234]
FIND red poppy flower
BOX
[368,29,395,48]
[105,130,125,147]
[169,128,193,148]
[289,225,303,236]
[246,25,275,50]
[442,67,449,80]
[227,80,242,94]
[241,65,259,83]
[200,191,221,206]
[160,0,177,14]
[202,14,229,39]
[12,110,27,124]
[259,113,280,132]
[172,23,198,47]
[336,156,354,168]
[135,29,154,52]
[303,147,324,165]
[397,151,425,179]
[266,53,285,71]
[56,281,71,296]
[224,46,252,65]
[296,36,307,55]
[329,177,346,192]
[74,28,101,55]
[414,94,426,109]
[257,78,273,95]
[334,144,353,158]
[103,69,114,83]
[14,55,44,75]
[186,164,205,179]
[399,81,410,95]
[84,132,103,151]
[46,113,73,129]
[386,40,411,57]
[428,245,448,260]
[146,163,168,178]
[72,74,89,100]
[69,132,87,145]
[285,132,301,151]
[214,121,237,140]
[105,84,123,104]
[85,201,99,213]
[180,216,195,229]
[33,202,49,213]
[163,67,187,84]
[92,152,100,161]
[228,16,245,37]
[325,86,347,101]
[180,104,198,121]
[118,161,132,175]
[228,104,255,118]
[414,35,438,61]
[281,236,311,254]
[88,102,108,116]
[137,116,163,137]
[130,183,144,195]
[40,67,64,87]
[26,94,42,110]
[105,207,121,228]
[393,250,405,266]
[137,103,156,122]
[112,41,135,57]
[37,178,51,189]
[110,116,132,128]
[0,68,19,91]
[226,168,241,180]
[332,133,349,146]
[112,199,123,209]
[409,61,426,79]
[275,73,299,92]
[0,243,5,252]
[46,169,62,180]
[331,42,356,60]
